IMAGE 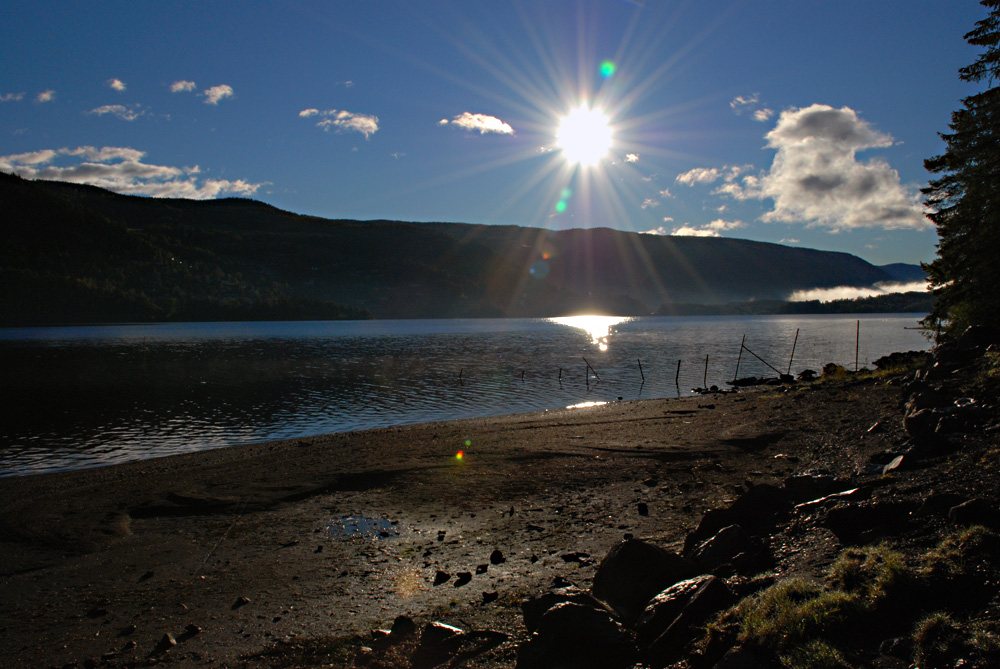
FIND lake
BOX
[0,314,931,477]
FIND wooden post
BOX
[459,368,464,386]
[638,358,645,382]
[521,370,525,383]
[856,320,861,371]
[675,359,681,386]
[733,334,746,381]
[704,355,709,387]
[787,328,799,375]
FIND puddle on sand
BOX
[326,516,401,540]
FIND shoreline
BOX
[0,377,922,667]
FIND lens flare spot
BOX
[600,61,616,78]
[456,450,464,460]
[555,200,567,213]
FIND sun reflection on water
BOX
[548,315,632,351]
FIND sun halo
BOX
[556,104,613,167]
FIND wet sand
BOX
[0,380,905,667]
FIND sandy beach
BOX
[0,378,921,667]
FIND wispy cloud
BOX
[788,280,929,302]
[0,92,24,102]
[302,109,379,138]
[671,225,720,237]
[716,104,928,231]
[107,78,127,92]
[36,90,56,103]
[731,93,773,122]
[659,188,673,198]
[88,104,145,122]
[170,80,197,93]
[203,84,234,105]
[0,145,265,199]
[439,112,514,135]
[641,198,660,209]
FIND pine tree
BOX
[922,1,1000,332]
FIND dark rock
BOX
[782,472,845,502]
[156,632,177,651]
[490,549,506,564]
[411,622,463,669]
[433,570,451,586]
[684,485,792,554]
[637,502,649,516]
[86,607,108,619]
[454,572,473,587]
[797,369,817,381]
[476,564,488,574]
[390,615,417,638]
[561,552,590,563]
[643,576,735,666]
[231,596,251,610]
[917,493,969,517]
[522,587,607,633]
[687,525,758,571]
[482,591,499,604]
[823,501,918,544]
[590,540,697,625]
[948,499,1000,528]
[903,407,945,442]
[635,575,715,647]
[515,602,637,669]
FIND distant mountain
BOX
[878,263,928,283]
[0,172,916,324]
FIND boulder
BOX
[635,575,715,647]
[903,408,944,442]
[590,540,697,626]
[515,602,637,669]
[643,576,735,666]
[948,499,1000,528]
[687,525,758,571]
[522,587,608,633]
[683,485,792,553]
[823,501,918,544]
[783,472,846,502]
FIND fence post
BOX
[733,334,746,381]
[787,328,799,376]
[704,355,709,387]
[675,359,681,386]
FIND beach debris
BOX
[433,570,451,586]
[454,572,473,587]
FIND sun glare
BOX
[556,105,613,167]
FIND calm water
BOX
[0,314,930,476]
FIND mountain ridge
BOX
[0,172,925,324]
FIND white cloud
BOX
[706,218,745,231]
[676,167,721,185]
[0,145,264,200]
[659,188,673,198]
[671,225,720,237]
[718,104,928,231]
[788,280,929,302]
[440,112,514,135]
[203,84,234,105]
[108,78,126,92]
[669,218,744,237]
[305,109,379,138]
[779,238,800,244]
[36,90,56,103]
[626,153,639,163]
[642,198,660,209]
[662,216,674,222]
[642,226,670,235]
[1,92,25,102]
[753,108,774,122]
[88,104,145,122]
[170,80,197,93]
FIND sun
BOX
[556,104,613,167]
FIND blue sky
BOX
[0,1,986,266]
